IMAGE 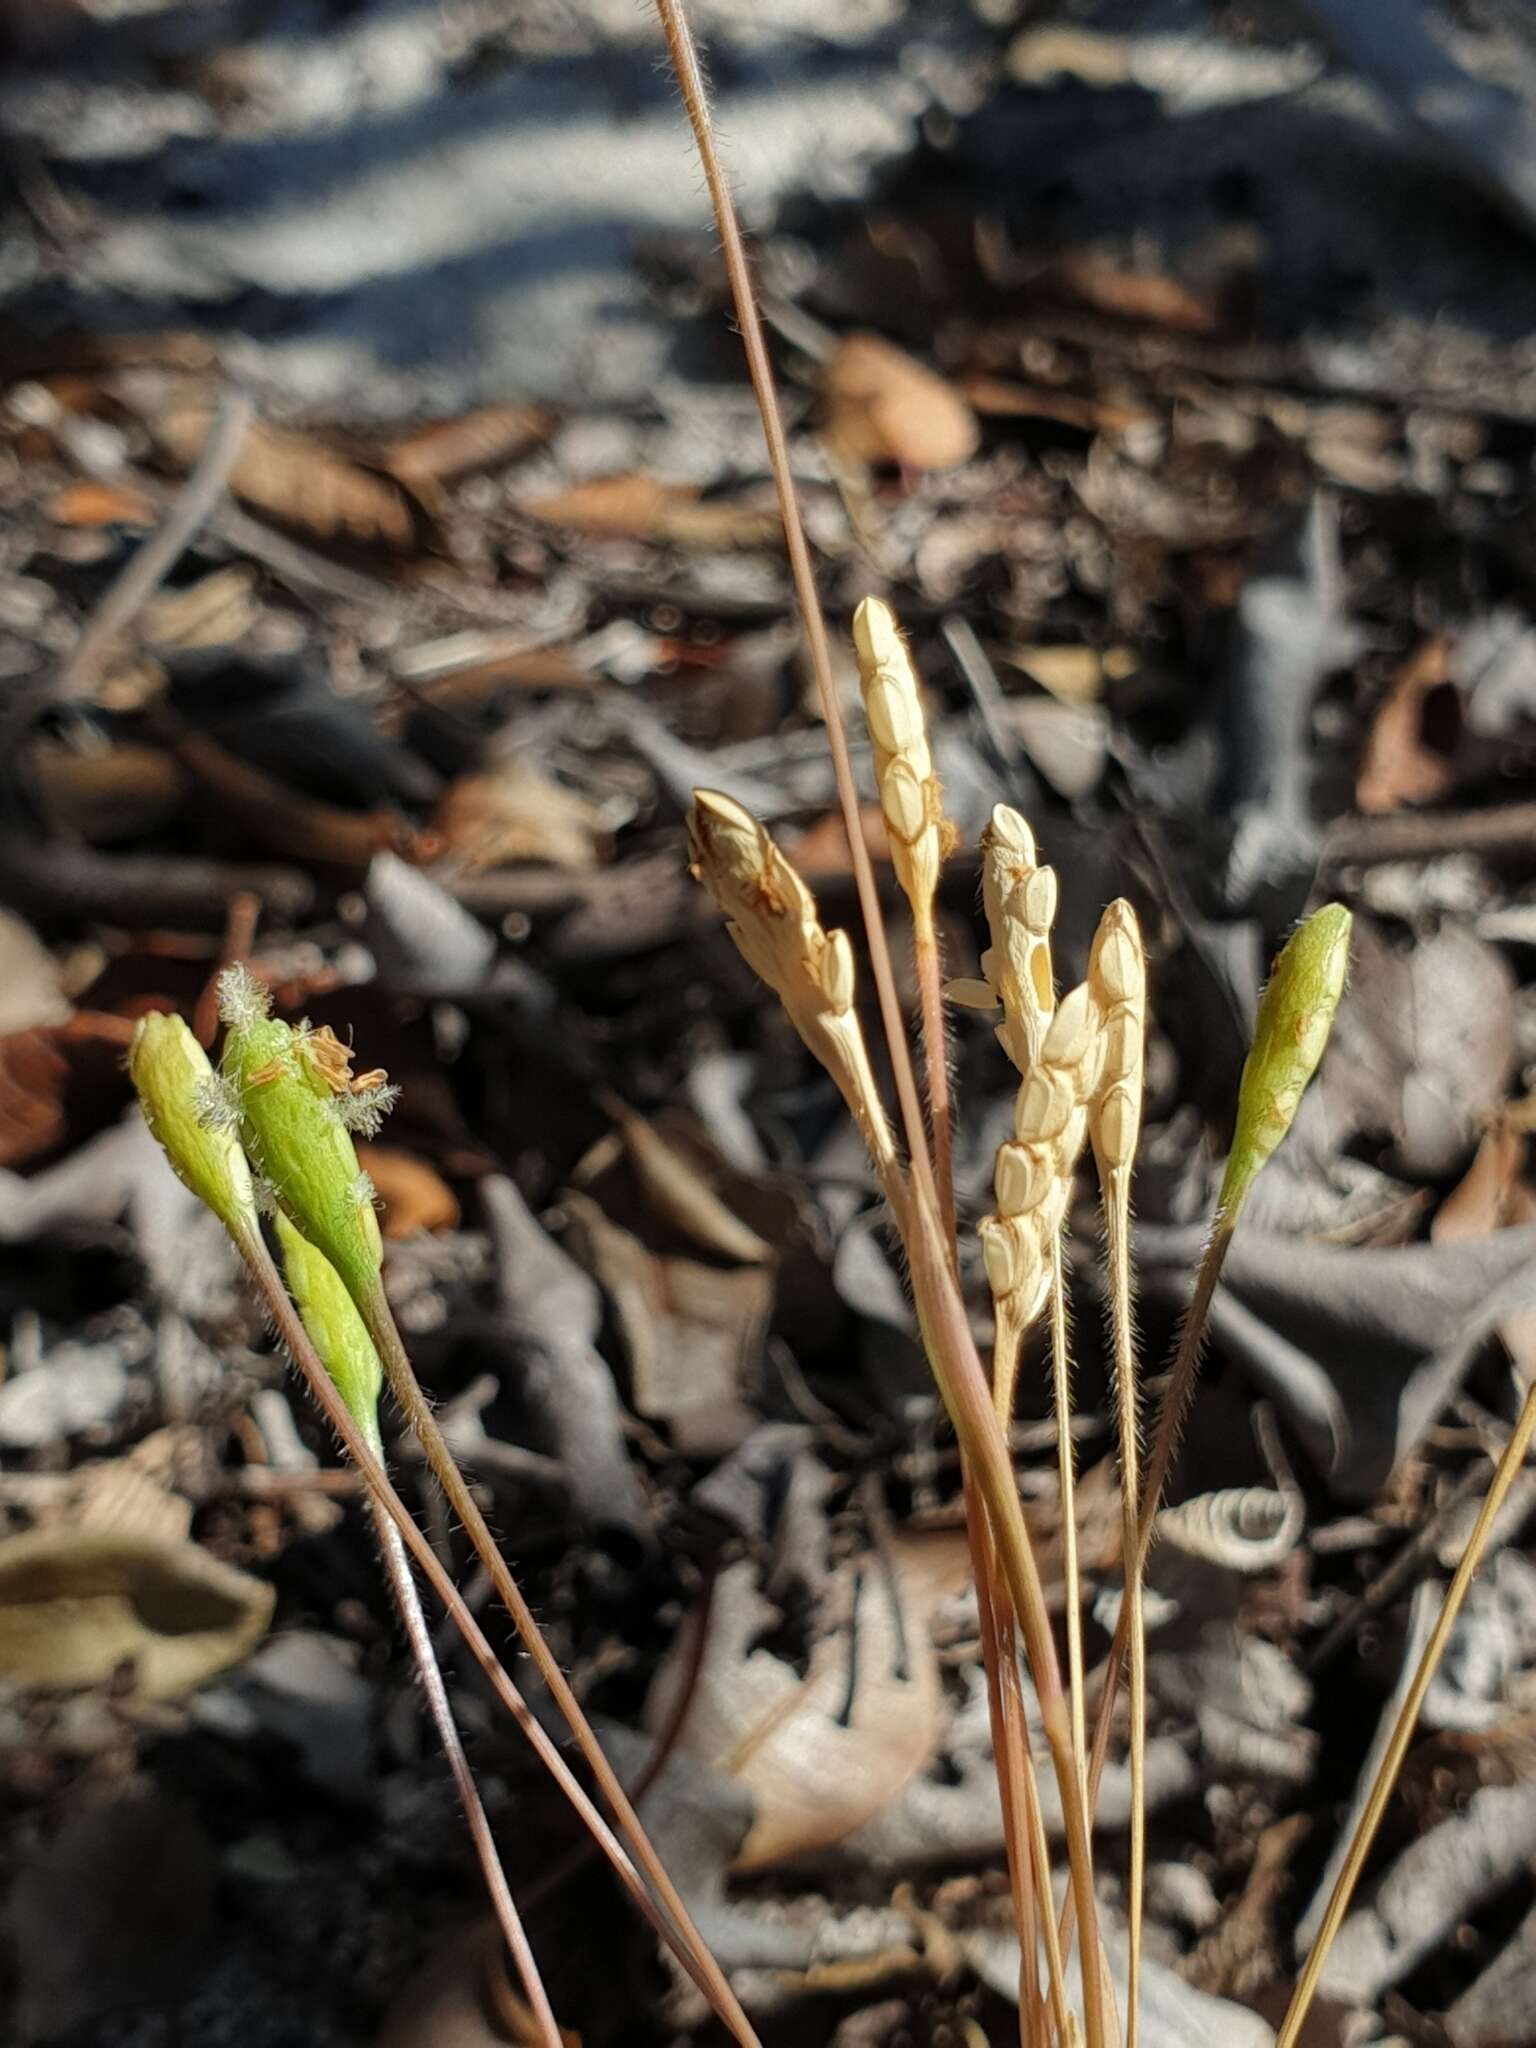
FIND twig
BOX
[56,388,253,703]
[1276,1373,1536,2047]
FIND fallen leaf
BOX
[435,759,607,871]
[0,1526,272,1698]
[354,1142,460,1238]
[45,478,155,528]
[785,803,892,876]
[139,565,259,650]
[154,402,419,552]
[564,1191,769,1454]
[1355,635,1459,813]
[29,738,185,841]
[376,402,550,492]
[596,1095,773,1265]
[960,375,1152,436]
[1057,247,1219,332]
[650,1532,965,1870]
[1433,1115,1536,1383]
[527,474,780,547]
[0,1030,71,1168]
[822,332,979,471]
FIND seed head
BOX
[1087,899,1146,1178]
[129,1012,259,1242]
[1220,904,1352,1215]
[218,977,388,1309]
[852,599,950,922]
[978,804,1057,1073]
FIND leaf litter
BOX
[6,12,1536,2044]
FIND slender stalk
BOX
[651,0,936,1225]
[369,1499,562,2048]
[1102,1183,1144,2048]
[1276,1374,1536,2048]
[233,1229,758,2046]
[356,1285,762,2048]
[1048,1238,1086,1774]
[1086,1217,1231,1818]
[913,902,956,1242]
[962,1470,1055,2045]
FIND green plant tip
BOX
[1219,903,1352,1217]
[274,1212,384,1453]
[129,1011,259,1242]
[217,965,387,1310]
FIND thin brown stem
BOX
[1276,1375,1536,2048]
[651,0,937,1223]
[369,1498,562,2048]
[358,1286,762,2048]
[1067,1214,1233,1970]
[913,906,956,1246]
[233,1230,754,2043]
[1103,1179,1144,2048]
[1049,1236,1086,1774]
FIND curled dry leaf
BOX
[353,1142,460,1238]
[154,401,419,553]
[822,331,979,472]
[527,473,780,548]
[0,1526,273,1699]
[649,1533,967,1871]
[1355,635,1457,814]
[598,1096,773,1265]
[45,478,156,528]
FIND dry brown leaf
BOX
[822,332,979,472]
[1356,636,1458,814]
[434,759,606,871]
[1056,248,1219,332]
[354,1142,460,1238]
[563,1191,769,1452]
[154,401,419,552]
[598,1095,772,1265]
[526,473,779,548]
[1434,1115,1536,1383]
[377,403,551,492]
[959,374,1152,436]
[0,1030,69,1169]
[650,1533,965,1870]
[139,565,259,650]
[0,1526,272,1698]
[45,479,156,528]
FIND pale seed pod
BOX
[688,789,900,1182]
[978,805,1057,1074]
[1087,900,1147,1179]
[852,598,948,923]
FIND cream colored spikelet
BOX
[981,978,1105,1421]
[851,598,950,927]
[1088,898,1146,1179]
[688,790,898,1184]
[951,804,1058,1076]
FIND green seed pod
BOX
[129,1011,259,1242]
[274,1212,384,1455]
[217,966,385,1309]
[1219,904,1352,1216]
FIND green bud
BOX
[129,1011,259,1242]
[217,966,385,1309]
[274,1212,384,1454]
[1219,904,1352,1217]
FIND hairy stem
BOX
[234,1229,755,2045]
[913,904,956,1244]
[369,1498,562,2048]
[1049,1237,1086,1775]
[1103,1179,1144,2048]
[357,1285,762,2048]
